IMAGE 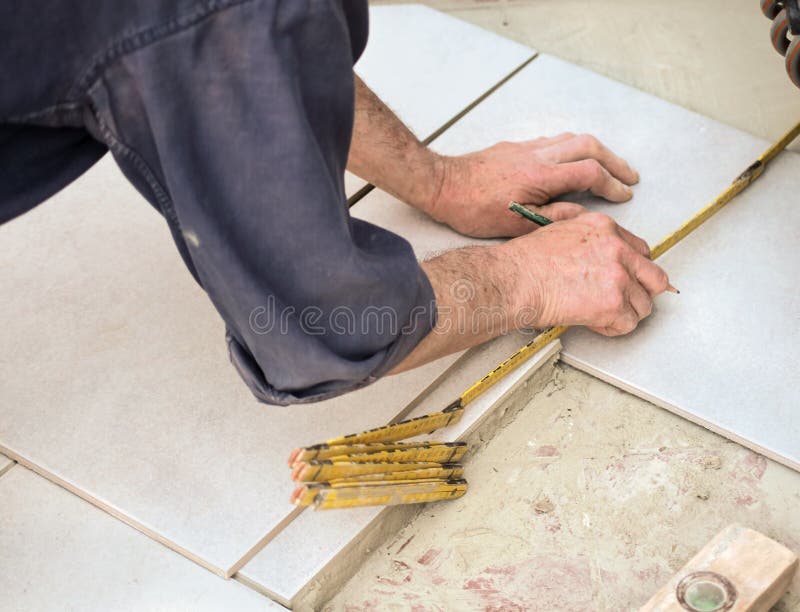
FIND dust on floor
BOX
[326,364,800,611]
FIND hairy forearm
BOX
[348,75,443,210]
[389,245,536,374]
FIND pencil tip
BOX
[666,284,680,294]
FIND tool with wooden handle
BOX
[641,524,798,611]
[290,120,800,510]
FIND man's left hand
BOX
[424,133,640,238]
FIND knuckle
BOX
[610,237,628,257]
[605,289,626,312]
[608,264,629,287]
[585,211,615,229]
[577,133,600,152]
[582,158,605,179]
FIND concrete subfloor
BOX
[330,1,800,610]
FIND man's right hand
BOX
[391,210,670,374]
[501,211,670,336]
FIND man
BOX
[1,1,669,405]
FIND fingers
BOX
[626,282,653,320]
[522,132,576,150]
[578,213,665,335]
[599,214,669,298]
[589,284,648,337]
[531,201,587,222]
[615,225,651,258]
[626,252,671,297]
[543,159,635,203]
[540,134,639,185]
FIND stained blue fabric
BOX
[0,0,436,404]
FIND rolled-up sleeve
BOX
[90,0,436,404]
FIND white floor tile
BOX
[345,4,534,196]
[0,466,281,611]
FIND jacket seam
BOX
[67,0,258,100]
[4,0,259,124]
[89,99,180,232]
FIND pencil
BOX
[508,201,552,226]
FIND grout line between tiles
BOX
[419,52,538,147]
[346,51,540,208]
[0,459,17,478]
[226,506,305,578]
[234,574,293,609]
[0,444,228,578]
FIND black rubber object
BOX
[786,36,800,87]
[787,0,800,33]
[762,0,783,19]
[772,9,791,55]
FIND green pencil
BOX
[509,201,552,226]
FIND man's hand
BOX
[425,134,641,238]
[391,211,669,373]
[501,211,668,336]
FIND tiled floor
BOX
[3,1,800,610]
[0,4,548,607]
[0,1,537,576]
[0,466,280,612]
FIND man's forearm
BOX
[389,245,533,374]
[348,75,442,211]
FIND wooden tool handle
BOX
[641,524,798,612]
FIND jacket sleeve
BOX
[92,0,436,404]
